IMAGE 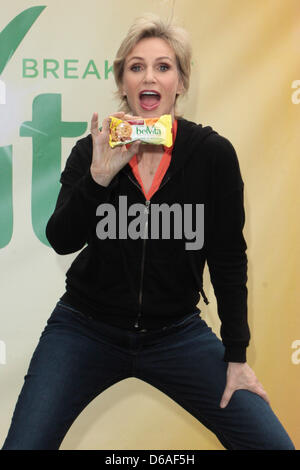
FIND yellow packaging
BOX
[109,114,173,148]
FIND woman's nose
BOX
[143,67,156,83]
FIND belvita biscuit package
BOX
[109,114,172,148]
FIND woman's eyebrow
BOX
[156,56,173,61]
[126,56,143,63]
[127,56,174,63]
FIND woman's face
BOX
[121,37,184,120]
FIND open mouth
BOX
[139,90,161,110]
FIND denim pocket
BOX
[56,301,90,321]
[167,309,201,330]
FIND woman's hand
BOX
[220,362,270,408]
[90,111,141,187]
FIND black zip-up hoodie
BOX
[46,117,250,362]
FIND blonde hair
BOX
[113,13,192,117]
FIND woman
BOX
[2,14,295,450]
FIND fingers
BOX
[220,385,234,409]
[125,140,141,159]
[90,112,122,139]
[220,382,271,409]
[101,116,111,136]
[220,362,272,410]
[100,112,126,138]
[92,111,143,137]
[124,113,143,121]
[90,111,99,137]
[109,112,143,121]
[255,382,271,405]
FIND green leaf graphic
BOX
[0,6,46,75]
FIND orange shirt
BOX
[128,119,178,200]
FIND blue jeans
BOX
[1,301,295,450]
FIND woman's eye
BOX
[129,64,169,72]
[131,64,142,72]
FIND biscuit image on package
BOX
[109,114,172,148]
[111,121,133,143]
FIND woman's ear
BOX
[176,78,185,96]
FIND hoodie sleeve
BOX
[204,135,250,363]
[45,135,117,255]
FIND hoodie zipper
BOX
[134,199,150,328]
[125,172,170,329]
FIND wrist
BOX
[90,167,113,187]
[228,362,247,369]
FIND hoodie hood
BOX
[168,118,218,176]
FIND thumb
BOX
[220,386,234,409]
[125,140,141,159]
